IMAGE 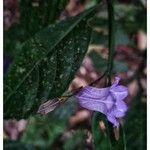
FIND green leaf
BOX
[92,112,112,150]
[4,7,97,119]
[4,140,35,150]
[4,24,26,57]
[92,112,126,150]
[20,0,68,37]
[4,0,69,57]
[88,51,128,73]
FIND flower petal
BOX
[75,86,110,114]
[78,86,109,99]
[114,109,125,118]
[76,96,107,114]
[110,85,128,101]
[111,76,120,88]
[104,95,114,110]
[109,106,126,118]
[75,76,128,127]
[107,113,119,127]
[116,100,128,112]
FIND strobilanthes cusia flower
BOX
[75,77,128,127]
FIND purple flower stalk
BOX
[75,77,128,127]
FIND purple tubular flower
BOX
[75,77,128,127]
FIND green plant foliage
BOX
[88,51,128,73]
[115,4,146,33]
[4,7,97,119]
[92,112,111,150]
[90,20,130,46]
[92,112,126,150]
[90,31,108,46]
[4,0,69,57]
[20,0,69,36]
[21,98,77,148]
[4,24,26,57]
[115,25,130,46]
[4,140,35,150]
[124,91,146,150]
[63,130,87,150]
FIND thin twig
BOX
[64,70,108,98]
[89,70,108,86]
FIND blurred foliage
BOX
[92,112,126,150]
[92,113,112,150]
[21,98,77,149]
[115,4,146,33]
[124,90,146,150]
[63,130,87,150]
[90,17,131,46]
[4,140,35,150]
[88,51,128,73]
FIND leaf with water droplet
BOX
[4,7,97,119]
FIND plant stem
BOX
[106,0,115,85]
